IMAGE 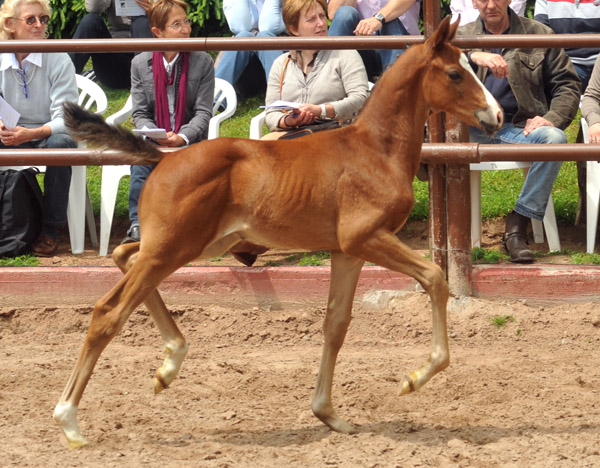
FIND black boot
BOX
[503,211,534,263]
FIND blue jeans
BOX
[70,13,152,89]
[328,6,408,69]
[128,163,155,228]
[1,133,75,231]
[215,31,283,89]
[470,123,566,221]
[223,0,286,35]
[573,62,593,94]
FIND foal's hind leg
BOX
[112,244,188,394]
[312,252,364,433]
[53,249,178,449]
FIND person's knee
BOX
[235,30,256,38]
[45,133,77,149]
[256,30,276,38]
[331,5,359,24]
[73,13,104,37]
[533,126,567,144]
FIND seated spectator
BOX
[0,0,79,256]
[582,56,600,144]
[215,0,285,97]
[327,0,421,75]
[70,0,153,89]
[263,0,369,139]
[123,0,214,244]
[459,0,580,263]
[450,0,525,26]
[534,0,600,93]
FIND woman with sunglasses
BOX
[122,0,214,245]
[0,0,78,257]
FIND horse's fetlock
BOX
[165,340,188,358]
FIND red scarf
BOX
[152,51,189,133]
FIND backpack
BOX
[0,168,44,257]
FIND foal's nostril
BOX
[497,111,504,127]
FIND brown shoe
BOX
[33,234,58,257]
[503,211,534,263]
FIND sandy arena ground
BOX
[1,291,600,467]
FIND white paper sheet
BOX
[133,127,168,139]
[115,0,145,16]
[0,95,21,128]
[260,100,303,110]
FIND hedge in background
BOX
[48,0,225,39]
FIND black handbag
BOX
[0,168,44,257]
[280,120,343,140]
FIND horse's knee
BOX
[421,262,449,299]
[112,243,139,271]
[88,296,129,343]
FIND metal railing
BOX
[2,27,599,295]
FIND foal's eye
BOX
[447,71,462,82]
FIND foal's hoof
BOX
[400,374,417,395]
[67,434,89,450]
[154,373,169,394]
[329,419,358,434]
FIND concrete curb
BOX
[1,264,600,305]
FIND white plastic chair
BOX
[98,77,237,256]
[0,74,106,254]
[250,81,375,140]
[470,162,561,252]
[580,117,600,253]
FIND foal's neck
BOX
[355,48,429,152]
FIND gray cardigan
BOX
[265,49,368,131]
[582,57,600,128]
[0,52,78,134]
[130,51,214,144]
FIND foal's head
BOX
[420,16,503,135]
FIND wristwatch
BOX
[373,12,385,24]
[320,104,327,119]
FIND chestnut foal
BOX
[55,16,502,448]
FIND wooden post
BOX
[445,116,472,295]
[422,0,447,275]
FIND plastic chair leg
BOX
[586,162,600,253]
[531,219,545,244]
[99,166,127,257]
[542,194,560,252]
[66,166,87,254]
[470,171,482,248]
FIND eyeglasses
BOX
[167,18,191,30]
[13,15,50,26]
[14,68,29,98]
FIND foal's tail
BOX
[63,101,163,164]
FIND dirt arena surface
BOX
[2,292,599,467]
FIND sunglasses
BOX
[167,18,192,30]
[13,15,50,26]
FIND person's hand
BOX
[589,123,600,144]
[470,52,509,79]
[354,17,383,36]
[155,132,186,147]
[523,116,554,136]
[284,108,318,127]
[0,125,32,146]
[135,0,151,11]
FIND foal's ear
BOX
[428,15,459,51]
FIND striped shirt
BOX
[534,0,600,67]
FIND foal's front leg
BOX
[312,252,364,433]
[352,229,450,394]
